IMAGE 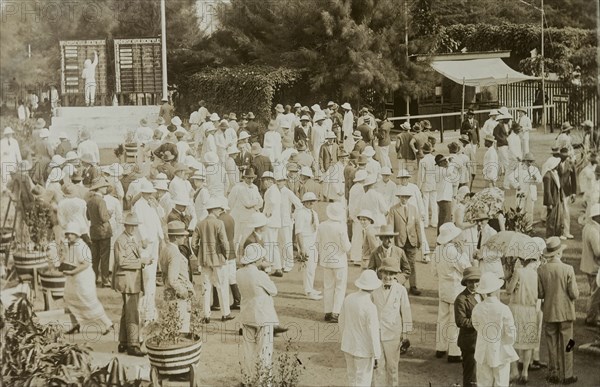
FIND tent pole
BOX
[461,77,465,122]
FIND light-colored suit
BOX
[237,264,279,384]
[340,291,381,387]
[228,182,263,249]
[263,184,283,270]
[279,186,303,271]
[317,219,351,314]
[349,183,365,264]
[160,242,194,332]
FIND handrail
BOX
[388,104,555,121]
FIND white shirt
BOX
[169,175,194,203]
[394,182,425,215]
[483,147,499,182]
[507,132,522,160]
[0,137,22,164]
[278,113,296,129]
[361,189,388,227]
[263,131,282,163]
[205,163,227,198]
[198,107,209,123]
[432,242,471,303]
[228,182,263,221]
[372,282,413,341]
[317,219,351,269]
[418,153,437,192]
[193,187,210,223]
[295,207,319,237]
[104,194,123,239]
[237,265,279,326]
[436,165,456,201]
[133,197,164,243]
[508,163,542,200]
[365,158,381,180]
[339,291,382,359]
[57,196,89,235]
[348,183,365,220]
[279,186,303,227]
[375,179,397,210]
[517,114,532,132]
[77,139,100,164]
[263,184,282,228]
[482,117,498,137]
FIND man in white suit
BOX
[508,153,542,225]
[317,202,352,323]
[132,180,165,324]
[417,143,438,228]
[237,243,279,384]
[339,269,382,387]
[276,171,303,272]
[262,171,283,277]
[228,168,263,255]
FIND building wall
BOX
[196,0,230,35]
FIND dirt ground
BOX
[3,129,599,386]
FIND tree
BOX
[213,0,438,104]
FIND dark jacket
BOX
[455,288,479,350]
[461,118,480,145]
[86,192,112,240]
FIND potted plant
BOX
[12,200,53,277]
[39,241,66,307]
[145,298,203,382]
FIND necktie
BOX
[476,225,482,249]
[310,210,315,231]
[403,205,408,219]
[384,285,391,290]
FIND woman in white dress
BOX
[62,222,113,335]
[263,120,282,163]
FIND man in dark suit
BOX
[319,132,339,175]
[538,237,579,385]
[461,109,480,145]
[387,186,422,295]
[113,212,148,357]
[86,178,113,287]
[250,142,272,193]
[455,267,482,387]
[367,225,410,285]
[294,115,311,145]
[81,153,101,188]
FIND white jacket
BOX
[263,184,282,229]
[279,186,303,227]
[228,182,263,220]
[483,147,499,182]
[509,163,542,200]
[372,282,413,341]
[237,265,279,326]
[432,243,471,303]
[339,291,381,359]
[317,220,351,269]
[418,153,437,192]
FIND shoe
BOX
[239,328,243,336]
[127,346,147,357]
[400,339,411,354]
[352,262,362,266]
[102,324,114,336]
[156,278,164,287]
[435,351,447,358]
[560,235,567,240]
[201,317,210,324]
[531,360,547,369]
[117,344,127,353]
[447,356,462,363]
[562,376,578,385]
[65,324,81,334]
[211,305,221,311]
[545,375,560,384]
[330,313,339,323]
[307,292,323,300]
[409,287,422,296]
[564,234,574,239]
[230,303,241,310]
[271,270,283,277]
[102,282,112,288]
[221,314,235,322]
[273,325,288,335]
[313,290,322,295]
[283,267,293,273]
[324,313,332,322]
[517,376,528,385]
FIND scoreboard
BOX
[114,38,163,94]
[59,40,108,95]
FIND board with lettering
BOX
[59,40,108,95]
[114,38,162,94]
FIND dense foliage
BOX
[181,66,302,122]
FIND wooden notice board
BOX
[59,40,108,95]
[114,38,162,94]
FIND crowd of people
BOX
[1,97,599,386]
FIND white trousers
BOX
[323,266,347,314]
[278,225,294,270]
[375,339,401,387]
[241,324,274,385]
[436,300,461,357]
[264,227,282,270]
[84,83,96,105]
[301,234,318,294]
[515,193,536,226]
[227,259,237,285]
[234,220,254,257]
[562,199,571,235]
[521,131,530,155]
[419,220,431,256]
[139,261,157,322]
[476,362,510,387]
[497,146,510,176]
[350,221,363,263]
[344,353,374,387]
[201,265,230,318]
[422,190,438,227]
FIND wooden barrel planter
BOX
[39,270,66,299]
[146,334,202,377]
[0,227,14,262]
[124,143,138,163]
[13,250,48,276]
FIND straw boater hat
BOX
[437,222,462,245]
[122,212,141,226]
[341,102,352,110]
[458,134,470,144]
[378,257,401,273]
[461,266,481,286]
[353,169,368,182]
[476,272,504,294]
[397,168,411,178]
[249,212,268,228]
[399,122,411,131]
[241,243,267,265]
[354,269,382,291]
[421,120,432,129]
[275,104,284,113]
[352,130,363,139]
[362,146,376,157]
[326,202,345,222]
[167,221,189,236]
[90,178,110,191]
[300,115,311,122]
[396,186,412,197]
[543,236,566,258]
[357,209,374,223]
[376,224,398,237]
[484,134,496,143]
[302,192,318,202]
[560,122,573,133]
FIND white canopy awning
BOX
[430,58,537,87]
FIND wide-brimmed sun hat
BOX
[90,178,110,191]
[240,243,267,265]
[341,102,352,110]
[437,222,462,245]
[64,222,82,237]
[543,236,566,257]
[354,269,382,291]
[362,146,376,157]
[397,169,411,178]
[476,272,504,294]
[299,166,314,178]
[396,186,412,197]
[326,202,345,222]
[238,131,251,141]
[353,169,368,182]
[140,180,157,193]
[3,127,15,135]
[249,212,268,229]
[167,221,189,236]
[376,224,398,237]
[357,209,374,223]
[301,192,318,202]
[461,266,481,286]
[122,212,141,226]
